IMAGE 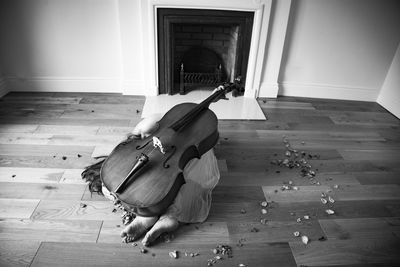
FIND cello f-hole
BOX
[136,139,152,150]
[163,146,176,168]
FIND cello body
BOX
[100,102,220,216]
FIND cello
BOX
[100,82,236,217]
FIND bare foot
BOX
[142,215,179,246]
[121,215,158,242]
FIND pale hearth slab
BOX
[142,90,266,120]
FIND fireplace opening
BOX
[157,9,254,95]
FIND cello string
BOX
[147,146,157,157]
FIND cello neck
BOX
[169,85,230,132]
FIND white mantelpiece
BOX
[137,0,274,98]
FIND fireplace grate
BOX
[179,63,222,94]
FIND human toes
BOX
[121,216,158,241]
[142,216,179,246]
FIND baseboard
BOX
[377,94,400,119]
[0,77,9,98]
[279,82,379,101]
[258,82,279,98]
[5,76,123,93]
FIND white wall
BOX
[276,0,400,101]
[0,0,399,103]
[377,43,400,119]
[0,0,123,93]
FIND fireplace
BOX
[157,8,254,95]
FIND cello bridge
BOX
[153,136,166,154]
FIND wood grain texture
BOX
[0,92,399,266]
[31,241,297,267]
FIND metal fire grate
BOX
[179,63,222,94]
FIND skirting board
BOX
[5,77,123,93]
[377,95,400,119]
[278,82,379,102]
[0,77,9,98]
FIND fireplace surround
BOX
[138,0,275,98]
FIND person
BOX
[82,113,220,246]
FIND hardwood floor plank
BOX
[35,125,100,135]
[0,144,94,157]
[256,129,386,142]
[212,186,265,203]
[48,134,123,146]
[96,126,133,136]
[98,220,230,245]
[31,200,121,221]
[319,217,400,240]
[0,133,53,145]
[31,241,297,267]
[338,149,400,161]
[59,169,86,184]
[0,240,41,267]
[354,171,400,185]
[78,94,145,104]
[290,238,400,266]
[0,198,40,218]
[0,167,64,183]
[0,155,96,169]
[208,202,266,223]
[329,112,400,127]
[218,120,290,130]
[228,219,326,244]
[0,124,39,133]
[263,184,400,203]
[256,200,398,221]
[0,218,102,242]
[1,95,82,104]
[0,182,86,200]
[218,172,360,186]
[60,104,143,119]
[0,117,133,126]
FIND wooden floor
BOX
[0,92,400,267]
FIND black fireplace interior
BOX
[157,8,254,95]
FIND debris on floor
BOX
[250,227,259,233]
[169,250,178,259]
[270,136,320,187]
[261,208,268,214]
[207,244,233,266]
[301,235,309,245]
[325,209,335,215]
